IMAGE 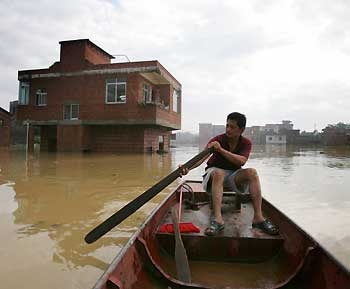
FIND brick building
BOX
[16,39,181,152]
[0,107,11,147]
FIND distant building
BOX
[199,120,325,146]
[199,123,212,146]
[0,107,11,147]
[16,39,181,152]
[265,134,287,144]
[199,123,225,147]
[280,128,300,144]
[243,126,266,144]
[263,120,293,133]
[322,127,350,145]
[245,120,300,145]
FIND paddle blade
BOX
[171,207,191,283]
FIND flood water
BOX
[0,145,349,289]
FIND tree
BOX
[325,122,350,130]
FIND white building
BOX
[266,134,287,144]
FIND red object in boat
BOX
[158,222,200,233]
[158,186,200,233]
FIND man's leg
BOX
[233,168,264,224]
[210,168,225,225]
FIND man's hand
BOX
[178,165,189,177]
[207,141,222,153]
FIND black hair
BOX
[226,112,246,128]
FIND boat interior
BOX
[104,180,350,289]
[153,181,300,288]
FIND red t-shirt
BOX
[206,134,252,171]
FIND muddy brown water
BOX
[0,145,349,289]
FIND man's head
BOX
[226,112,246,139]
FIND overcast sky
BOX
[0,0,349,132]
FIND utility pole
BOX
[25,120,29,159]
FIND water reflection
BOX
[0,145,350,289]
[0,150,179,289]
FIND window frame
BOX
[0,119,3,127]
[63,104,80,120]
[35,89,47,106]
[19,81,30,105]
[105,78,127,104]
[172,89,180,113]
[143,83,152,103]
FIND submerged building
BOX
[0,107,11,147]
[16,39,181,152]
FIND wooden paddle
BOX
[171,206,191,283]
[84,147,213,244]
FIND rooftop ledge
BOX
[18,65,181,91]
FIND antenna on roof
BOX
[111,54,131,62]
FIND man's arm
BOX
[209,141,247,167]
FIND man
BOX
[182,112,278,236]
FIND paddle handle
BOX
[84,147,213,244]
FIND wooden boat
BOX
[92,180,350,289]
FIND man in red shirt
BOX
[183,112,278,236]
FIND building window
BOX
[106,78,127,104]
[63,104,79,120]
[143,83,152,103]
[279,136,282,141]
[172,89,179,112]
[35,89,47,106]
[19,81,29,105]
[0,119,3,127]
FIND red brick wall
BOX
[0,109,11,147]
[91,125,145,152]
[57,125,85,152]
[60,41,86,71]
[40,126,57,152]
[88,126,170,152]
[40,126,49,151]
[81,126,91,151]
[85,43,111,65]
[56,125,92,152]
[38,124,171,152]
[144,128,170,152]
[159,84,171,107]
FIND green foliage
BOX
[325,122,350,130]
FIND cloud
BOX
[0,0,349,132]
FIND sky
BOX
[0,0,349,133]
